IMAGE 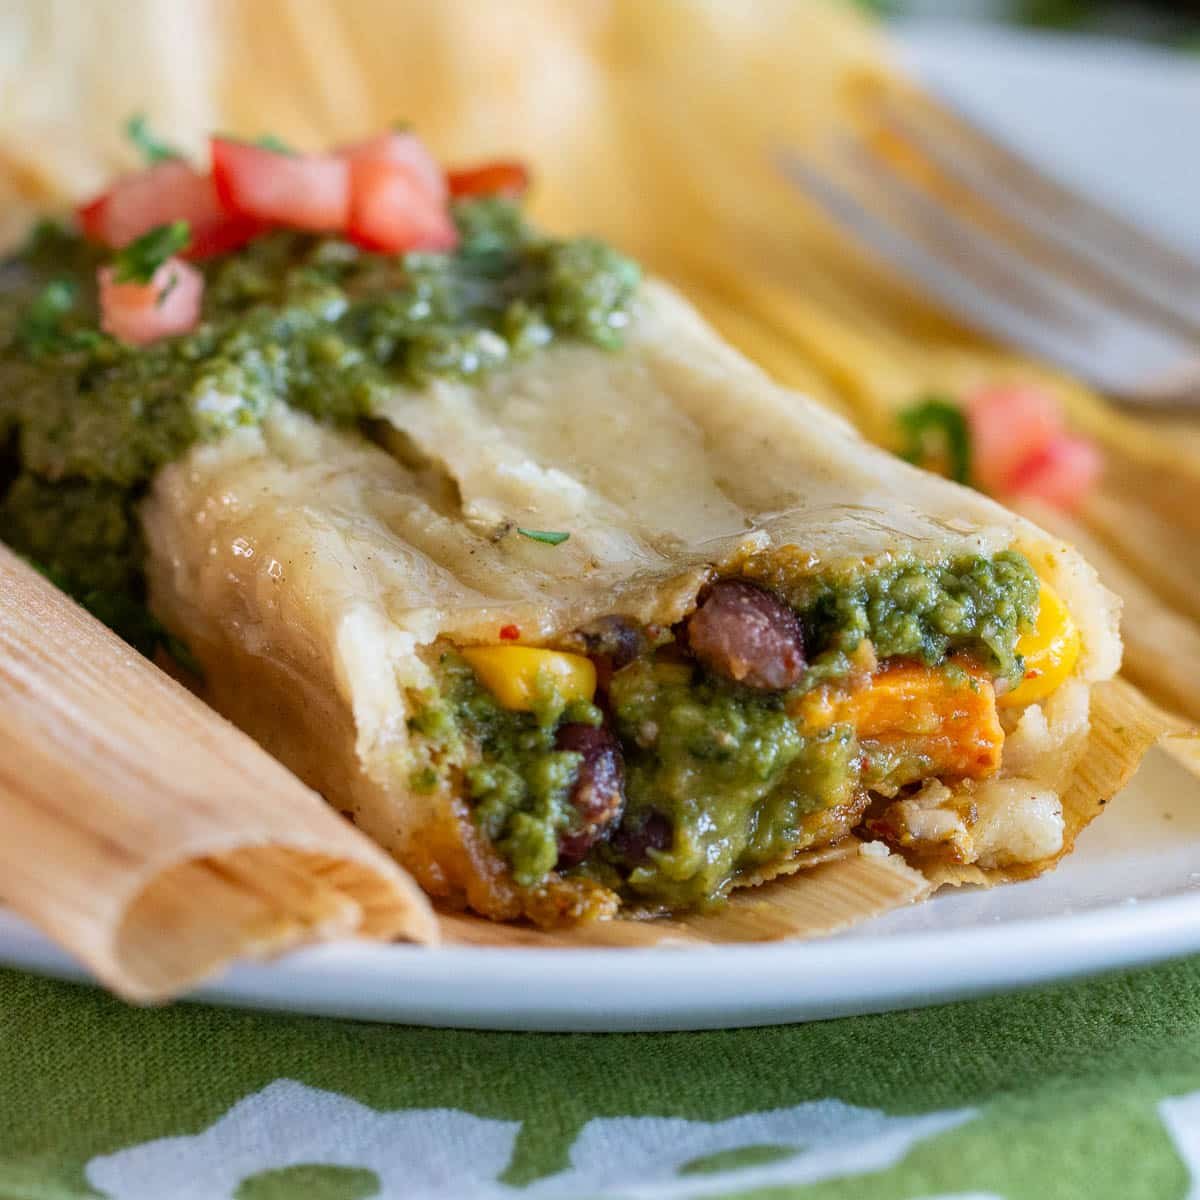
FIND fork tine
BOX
[834,137,1200,397]
[777,146,1199,400]
[872,84,1200,300]
[865,103,1200,344]
[778,152,1107,383]
[833,138,1092,334]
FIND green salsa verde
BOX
[754,550,1040,688]
[410,551,1039,908]
[605,655,859,908]
[0,201,640,649]
[407,653,608,887]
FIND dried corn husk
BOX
[0,546,438,1002]
[438,846,930,947]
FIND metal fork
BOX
[777,83,1200,406]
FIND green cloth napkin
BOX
[6,956,1200,1200]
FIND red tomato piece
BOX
[966,384,1064,494]
[75,160,262,259]
[76,194,110,241]
[447,160,530,200]
[347,157,458,253]
[181,211,267,259]
[1005,435,1104,511]
[340,131,447,203]
[211,138,350,232]
[98,259,204,346]
[499,624,521,641]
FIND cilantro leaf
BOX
[517,528,570,545]
[255,133,296,155]
[125,113,182,165]
[19,280,78,349]
[898,397,972,485]
[113,221,191,284]
[16,280,104,355]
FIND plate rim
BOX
[4,880,1200,1030]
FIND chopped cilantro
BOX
[16,279,105,356]
[18,280,78,351]
[898,396,972,485]
[113,221,191,284]
[517,528,570,545]
[124,113,182,165]
[155,268,180,308]
[255,133,296,155]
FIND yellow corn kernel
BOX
[460,646,596,711]
[999,583,1081,708]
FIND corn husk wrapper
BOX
[439,846,932,948]
[0,547,438,1001]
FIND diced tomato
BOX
[339,130,457,254]
[211,138,350,232]
[339,131,447,203]
[98,259,204,346]
[346,156,458,253]
[181,211,267,259]
[75,160,262,258]
[76,194,109,241]
[966,384,1063,494]
[1005,435,1104,512]
[447,160,530,200]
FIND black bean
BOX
[610,810,673,865]
[571,615,645,671]
[686,578,806,690]
[556,723,626,866]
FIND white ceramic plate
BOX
[3,28,1199,1031]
